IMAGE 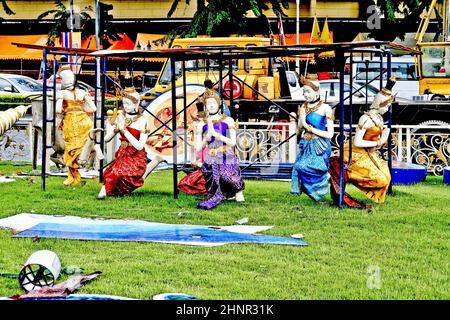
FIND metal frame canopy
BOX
[91,41,390,60]
[16,40,397,208]
[90,40,396,207]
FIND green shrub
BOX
[0,95,31,111]
[0,95,118,112]
[105,97,118,110]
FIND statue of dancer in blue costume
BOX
[291,73,334,201]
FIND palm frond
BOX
[54,0,66,11]
[83,5,93,13]
[1,0,15,15]
[167,0,181,17]
[80,12,92,20]
[166,0,287,38]
[37,9,59,20]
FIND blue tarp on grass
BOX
[15,222,307,246]
[3,214,307,247]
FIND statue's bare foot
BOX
[235,191,245,202]
[97,186,107,200]
[63,178,74,186]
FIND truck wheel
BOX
[411,120,450,134]
[431,94,447,101]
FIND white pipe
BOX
[0,105,30,136]
[397,127,403,162]
[406,128,411,163]
[445,0,450,40]
[69,0,74,33]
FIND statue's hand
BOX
[205,130,213,142]
[115,117,125,131]
[380,128,390,143]
[210,129,221,138]
[299,107,307,127]
[305,124,313,132]
[299,106,306,117]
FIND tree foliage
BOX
[1,0,14,15]
[367,0,439,41]
[165,0,289,42]
[37,0,93,46]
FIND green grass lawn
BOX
[0,161,448,300]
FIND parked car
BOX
[284,76,410,107]
[0,73,43,97]
[350,55,439,101]
[320,79,376,106]
[282,77,377,105]
[284,73,384,104]
[321,79,412,107]
[141,71,159,93]
[140,87,156,107]
[285,70,303,100]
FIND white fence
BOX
[2,119,449,176]
[235,122,450,176]
[0,119,34,163]
[236,121,298,164]
[330,124,450,176]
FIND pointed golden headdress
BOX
[299,73,320,92]
[371,76,397,109]
[121,71,139,105]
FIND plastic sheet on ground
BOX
[0,214,308,247]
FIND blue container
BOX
[444,167,450,185]
[241,162,428,185]
[391,162,427,185]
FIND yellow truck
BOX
[415,0,450,99]
[151,37,292,103]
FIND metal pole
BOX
[228,51,234,118]
[100,57,106,182]
[171,58,178,199]
[95,0,101,129]
[182,60,187,164]
[95,0,100,49]
[386,50,393,194]
[444,0,450,76]
[379,53,384,90]
[338,51,346,208]
[349,54,354,119]
[445,0,450,40]
[219,55,224,113]
[346,53,353,169]
[42,48,48,192]
[296,0,300,74]
[52,56,57,147]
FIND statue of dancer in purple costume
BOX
[195,88,245,210]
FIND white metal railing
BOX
[0,118,34,163]
[236,121,298,164]
[329,124,450,175]
[0,117,118,167]
[2,119,449,175]
[235,122,450,175]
